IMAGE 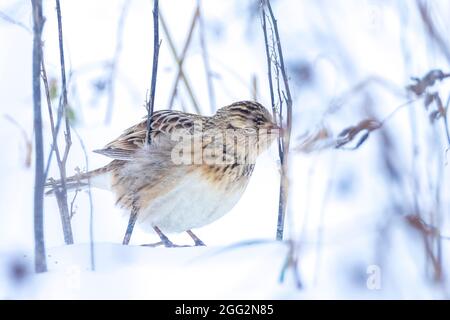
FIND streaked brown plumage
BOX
[46,100,278,246]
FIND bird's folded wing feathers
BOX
[94,110,206,160]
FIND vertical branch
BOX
[261,0,293,241]
[146,0,160,144]
[198,0,216,113]
[251,74,259,101]
[72,129,95,271]
[53,0,74,244]
[261,12,276,120]
[268,0,293,241]
[162,7,201,112]
[104,0,131,124]
[31,0,47,273]
[124,0,160,245]
[444,95,450,146]
[416,0,450,65]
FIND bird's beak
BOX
[267,123,281,131]
[265,122,283,136]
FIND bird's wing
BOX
[94,110,206,160]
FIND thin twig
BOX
[262,7,283,163]
[251,74,258,101]
[104,0,131,124]
[161,7,201,113]
[314,157,337,285]
[0,10,31,33]
[261,11,276,121]
[209,57,257,95]
[267,0,293,150]
[41,60,73,244]
[444,95,450,146]
[3,115,32,167]
[72,129,95,271]
[51,0,73,244]
[261,0,293,241]
[69,187,79,219]
[124,0,160,244]
[198,0,216,113]
[56,0,71,165]
[145,0,160,145]
[324,75,406,118]
[416,0,450,64]
[31,0,47,273]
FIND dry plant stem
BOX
[252,75,258,101]
[314,158,336,285]
[261,0,293,241]
[416,1,450,64]
[73,129,95,270]
[31,0,47,273]
[324,75,406,118]
[145,0,160,145]
[3,115,32,167]
[261,12,284,239]
[198,1,216,113]
[261,14,276,120]
[124,0,160,244]
[104,0,131,124]
[209,57,257,97]
[0,10,31,33]
[267,1,293,150]
[51,0,73,244]
[279,240,302,288]
[69,187,79,218]
[161,7,201,113]
[56,1,71,165]
[42,62,74,245]
[444,95,450,146]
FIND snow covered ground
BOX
[1,0,450,299]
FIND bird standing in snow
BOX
[47,101,279,247]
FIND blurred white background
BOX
[0,0,449,299]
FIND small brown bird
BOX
[47,101,278,247]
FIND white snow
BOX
[1,0,450,299]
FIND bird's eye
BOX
[243,127,256,134]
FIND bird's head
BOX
[212,101,279,155]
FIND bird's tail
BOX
[45,165,112,195]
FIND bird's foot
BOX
[193,239,206,246]
[141,240,191,248]
[141,241,164,248]
[186,230,206,247]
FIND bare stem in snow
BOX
[260,0,293,241]
[72,129,96,271]
[123,0,160,245]
[31,0,47,273]
[46,0,74,245]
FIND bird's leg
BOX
[142,227,191,248]
[186,230,206,246]
[141,241,164,248]
[153,226,178,248]
[122,204,138,245]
